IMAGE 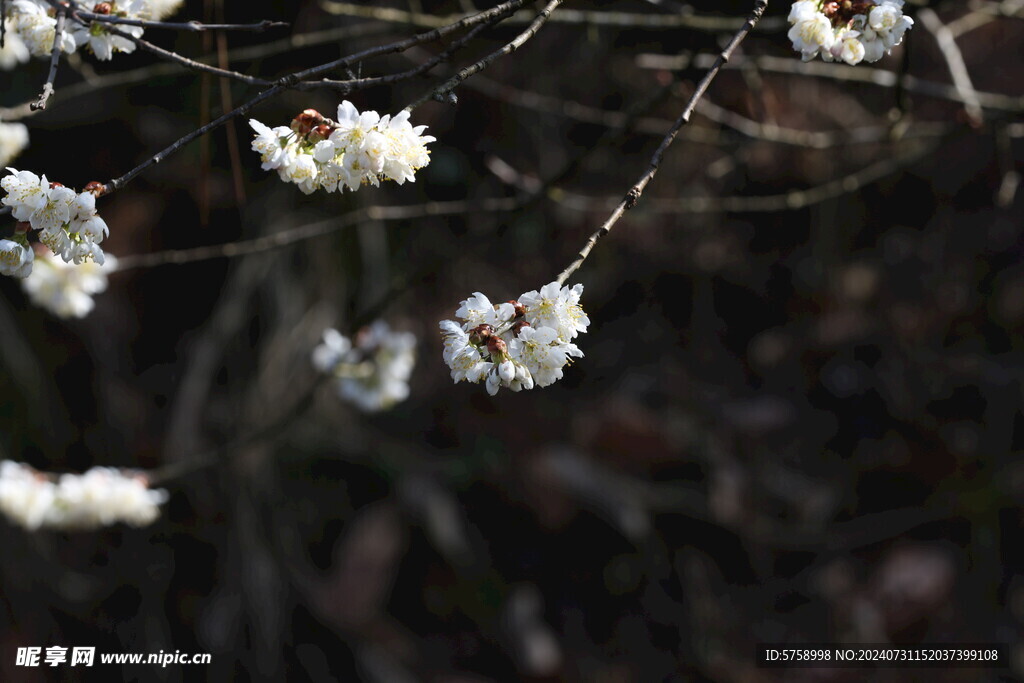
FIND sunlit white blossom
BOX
[8,0,77,57]
[0,461,169,531]
[786,0,912,65]
[439,281,589,395]
[0,237,33,278]
[2,169,111,276]
[250,101,434,194]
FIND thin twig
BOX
[406,0,564,109]
[318,0,787,32]
[289,0,529,84]
[296,1,520,93]
[30,9,66,111]
[39,0,270,86]
[555,0,769,286]
[70,12,289,32]
[918,8,984,126]
[102,85,283,195]
[99,22,272,86]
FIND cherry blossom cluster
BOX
[22,248,117,318]
[0,461,169,531]
[439,282,589,396]
[312,321,417,412]
[1,169,109,278]
[5,0,148,61]
[0,0,184,68]
[788,1,913,66]
[249,101,435,195]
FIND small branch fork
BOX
[555,0,770,286]
[30,7,66,111]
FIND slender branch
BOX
[318,0,787,32]
[918,8,984,126]
[555,0,769,286]
[296,1,520,93]
[289,0,530,84]
[1,0,7,50]
[102,85,283,195]
[70,12,289,33]
[98,22,273,86]
[39,0,270,86]
[407,0,564,109]
[30,8,66,111]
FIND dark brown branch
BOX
[101,84,283,195]
[407,0,564,109]
[99,23,272,86]
[556,0,770,286]
[288,0,529,84]
[30,8,66,111]
[297,1,520,93]
[70,12,289,33]
[40,0,270,86]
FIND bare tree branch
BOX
[556,0,770,286]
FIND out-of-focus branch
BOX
[636,53,1024,113]
[556,0,770,286]
[525,137,943,214]
[29,8,65,111]
[113,198,522,270]
[918,8,984,126]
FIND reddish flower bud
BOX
[83,181,106,196]
[308,123,334,142]
[486,335,507,356]
[93,2,112,14]
[14,222,30,234]
[511,320,531,337]
[507,300,527,318]
[469,324,493,346]
[291,109,324,136]
[48,181,64,189]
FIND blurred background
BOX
[0,0,1023,680]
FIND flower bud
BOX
[291,109,325,136]
[308,123,334,142]
[507,300,527,318]
[93,2,112,14]
[486,335,507,357]
[48,181,65,189]
[83,181,106,196]
[469,324,493,346]
[498,360,515,382]
[15,222,30,234]
[510,320,531,337]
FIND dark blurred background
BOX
[1,0,1023,680]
